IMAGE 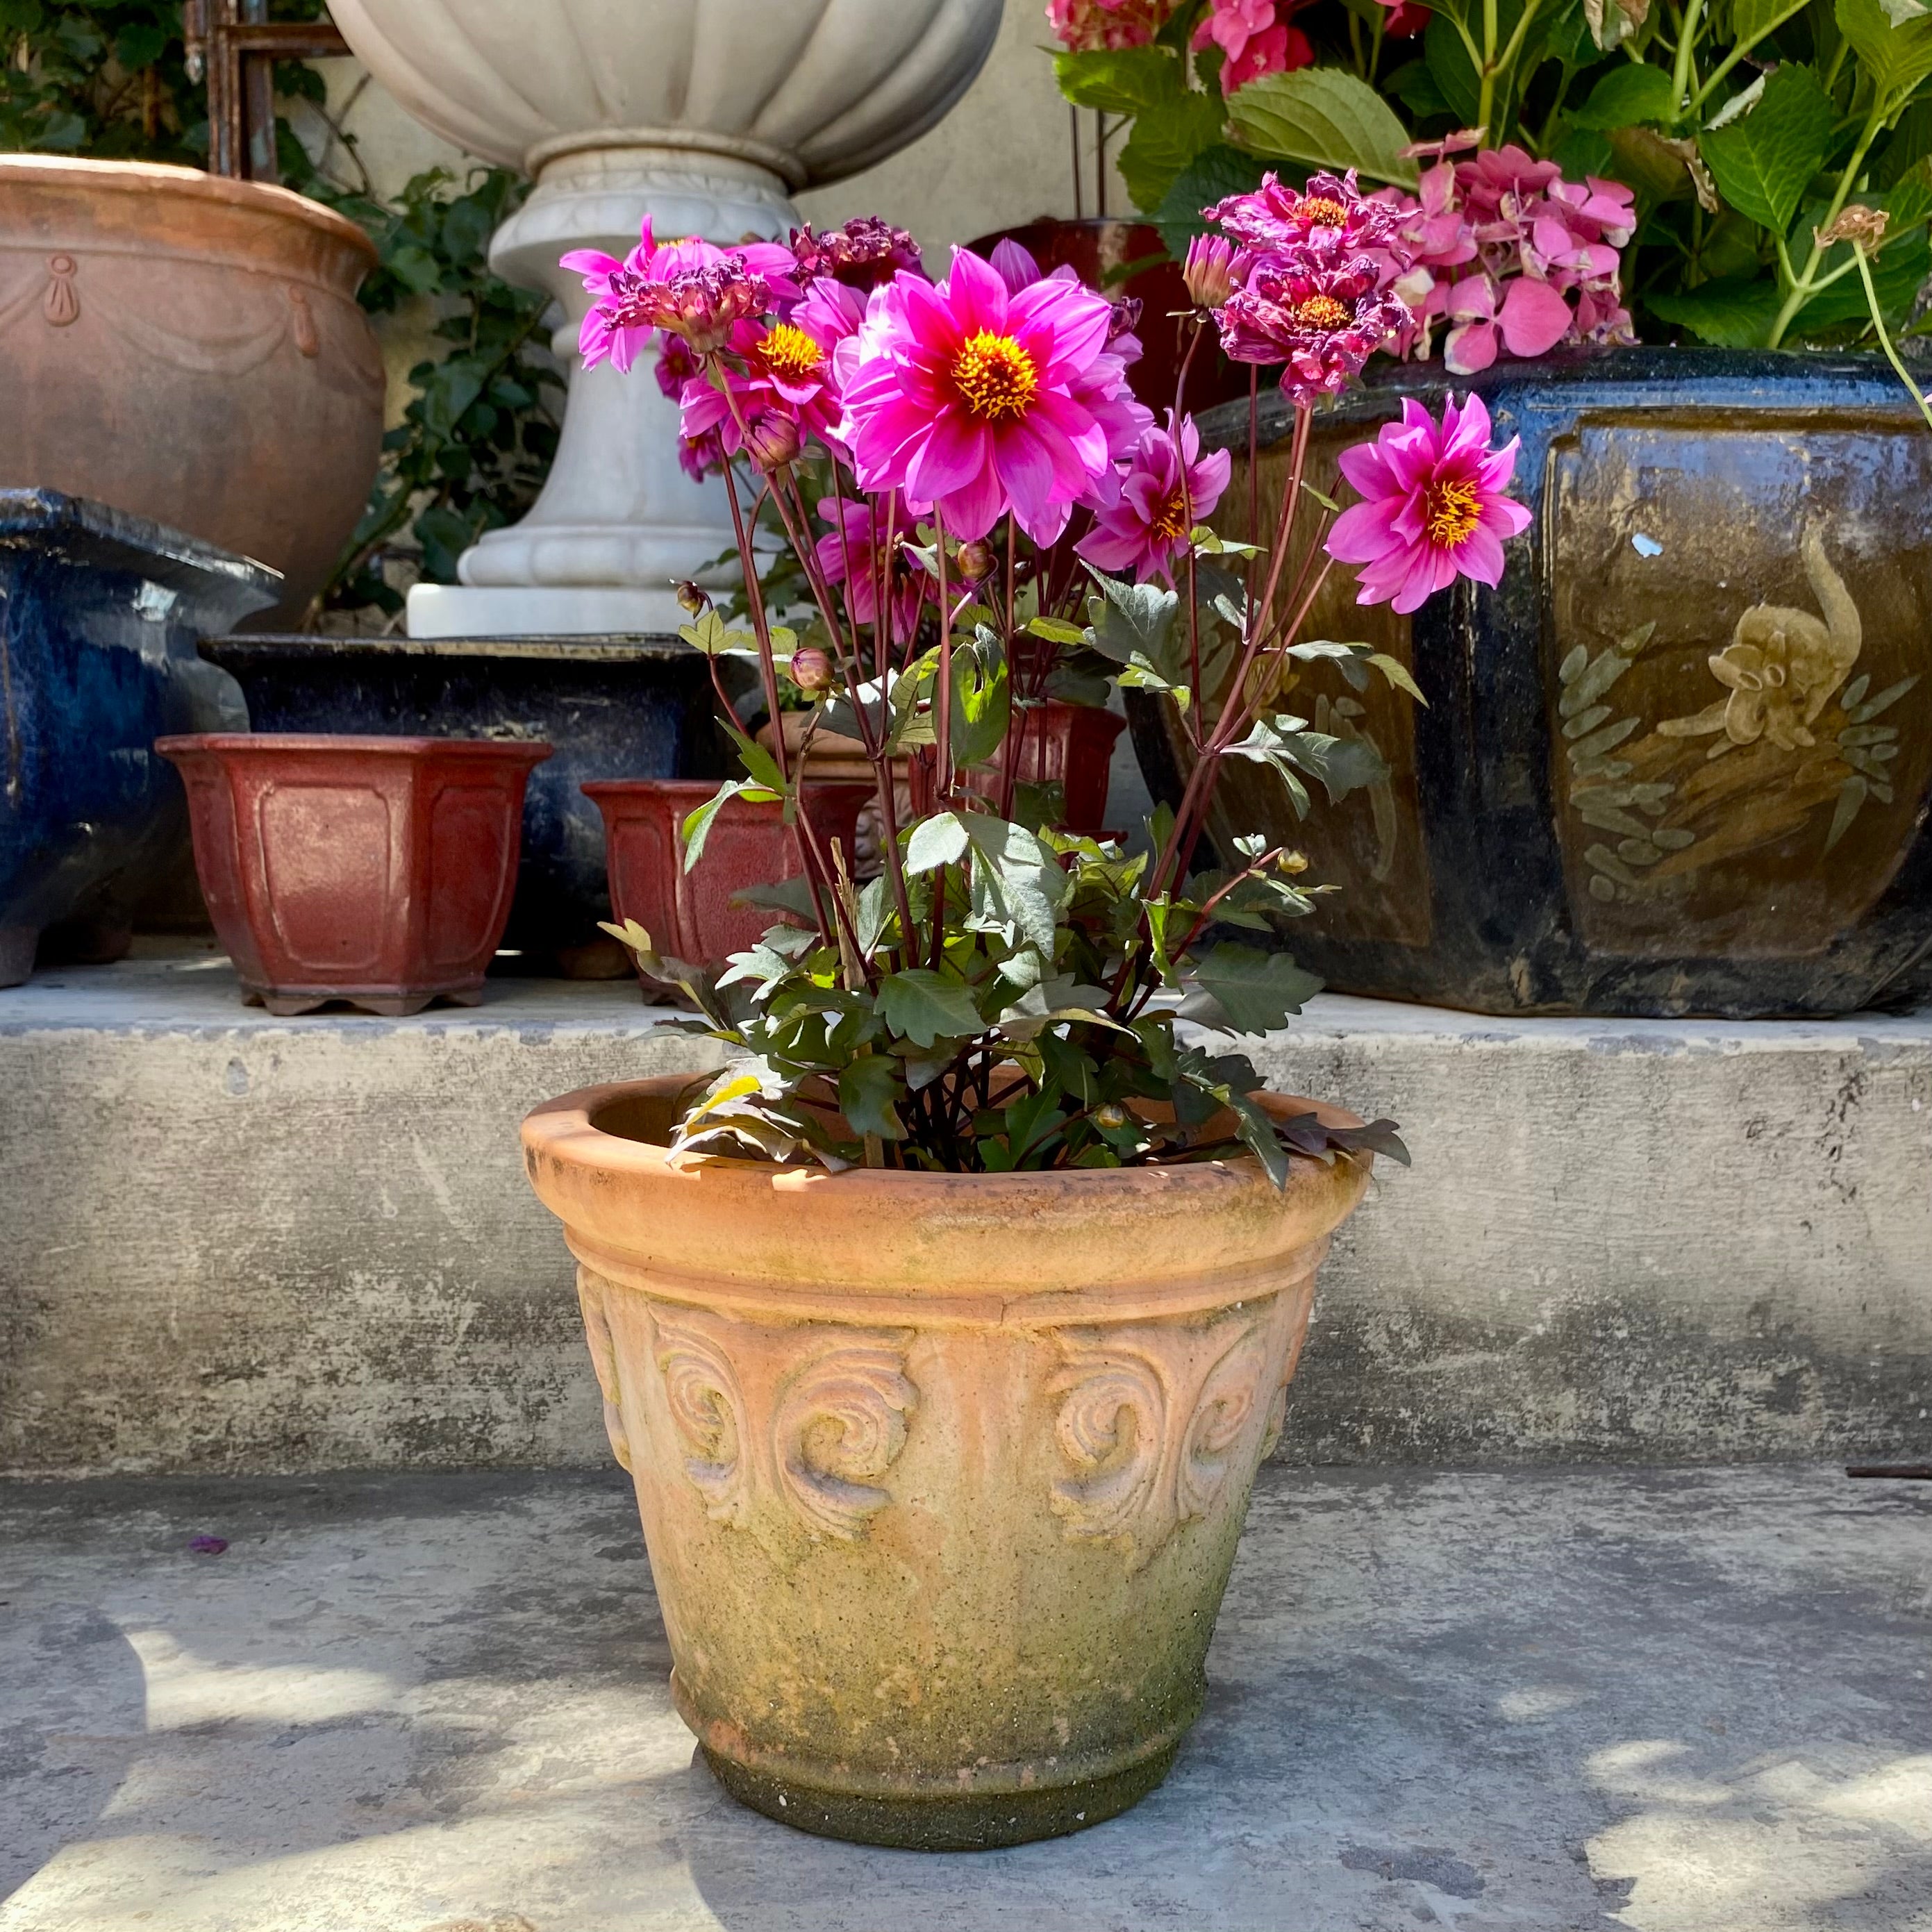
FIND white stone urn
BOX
[328,0,1003,638]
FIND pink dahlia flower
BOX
[816,492,928,642]
[1324,393,1532,614]
[838,246,1123,544]
[1217,250,1411,402]
[563,218,794,371]
[1077,413,1233,584]
[1206,169,1402,272]
[676,300,850,461]
[789,217,925,292]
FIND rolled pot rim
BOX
[156,732,554,763]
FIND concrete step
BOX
[1,1463,1926,1931]
[2,943,1928,1477]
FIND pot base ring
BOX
[699,1738,1183,1852]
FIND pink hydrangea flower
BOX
[563,217,794,371]
[1324,393,1533,614]
[816,492,928,642]
[1192,0,1310,84]
[1078,413,1233,583]
[1047,0,1177,51]
[838,246,1127,544]
[1374,147,1637,374]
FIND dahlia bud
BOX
[744,406,801,473]
[790,647,835,693]
[675,580,710,616]
[1183,233,1237,310]
[1278,849,1310,876]
[1094,1102,1131,1131]
[954,540,995,582]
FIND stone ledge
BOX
[2,942,1928,1475]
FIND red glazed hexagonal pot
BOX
[1000,699,1127,834]
[157,733,551,1015]
[584,778,874,968]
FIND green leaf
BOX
[1423,15,1482,129]
[839,1056,907,1141]
[879,969,985,1049]
[1568,63,1679,130]
[951,636,1012,768]
[1731,0,1811,43]
[1180,944,1324,1033]
[1382,59,1451,120]
[1053,45,1185,114]
[1119,92,1228,213]
[1027,615,1090,644]
[1838,0,1932,104]
[905,811,970,873]
[1699,65,1834,234]
[1647,276,1782,345]
[1226,1093,1292,1189]
[681,778,773,871]
[1225,67,1419,188]
[963,815,1069,955]
[1369,653,1429,703]
[1153,143,1268,257]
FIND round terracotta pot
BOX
[585,776,873,970]
[521,1076,1372,1849]
[159,733,551,1015]
[0,157,383,625]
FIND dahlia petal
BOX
[990,238,1043,293]
[940,458,1008,543]
[907,409,988,501]
[945,247,1012,338]
[1326,500,1404,565]
[1458,524,1507,585]
[1337,439,1397,500]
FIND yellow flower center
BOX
[1298,197,1350,228]
[753,322,824,383]
[952,330,1038,422]
[1290,294,1351,330]
[1149,487,1191,543]
[1424,478,1481,548]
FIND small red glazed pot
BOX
[157,733,551,1015]
[584,778,873,968]
[998,700,1127,834]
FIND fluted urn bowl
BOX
[328,0,1003,187]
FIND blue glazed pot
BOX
[197,634,722,956]
[0,491,279,986]
[1135,348,1932,1017]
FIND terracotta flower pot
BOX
[584,777,873,968]
[0,157,383,626]
[158,734,551,1015]
[522,1076,1371,1849]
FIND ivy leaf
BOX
[1700,65,1834,234]
[1053,45,1185,113]
[839,1056,908,1141]
[1179,943,1324,1033]
[1119,92,1227,213]
[1568,63,1679,130]
[878,969,985,1049]
[1226,67,1420,188]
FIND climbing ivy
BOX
[0,1,562,619]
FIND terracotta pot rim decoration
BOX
[522,1077,1372,1848]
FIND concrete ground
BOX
[1,1464,1926,1932]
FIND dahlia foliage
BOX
[572,181,1529,1179]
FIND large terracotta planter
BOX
[159,733,550,1015]
[522,1076,1372,1849]
[1138,347,1932,1017]
[585,777,872,969]
[0,158,383,627]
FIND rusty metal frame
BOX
[182,1,351,184]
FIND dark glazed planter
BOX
[585,778,873,971]
[158,733,551,1015]
[1133,349,1932,1017]
[199,634,720,957]
[0,490,278,987]
[967,219,1250,415]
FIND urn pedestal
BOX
[327,0,1004,639]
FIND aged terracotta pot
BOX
[160,733,550,1015]
[0,156,383,625]
[521,1076,1372,1849]
[585,777,873,969]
